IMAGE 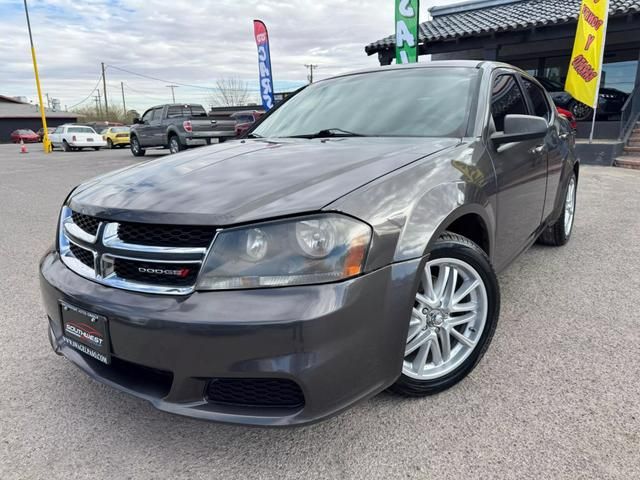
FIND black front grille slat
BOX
[117,222,215,248]
[71,212,100,236]
[70,243,94,269]
[207,378,305,409]
[114,258,199,287]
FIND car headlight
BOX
[196,214,372,290]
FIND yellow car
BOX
[101,126,130,149]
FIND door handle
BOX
[530,145,546,155]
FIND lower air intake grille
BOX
[207,378,305,409]
[70,243,94,269]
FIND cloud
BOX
[1,0,450,111]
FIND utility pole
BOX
[304,64,318,83]
[101,62,109,116]
[166,85,178,103]
[96,90,102,117]
[46,92,51,108]
[121,81,127,116]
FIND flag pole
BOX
[589,0,610,144]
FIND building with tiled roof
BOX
[364,0,640,157]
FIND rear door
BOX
[521,76,564,222]
[486,72,548,269]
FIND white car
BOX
[49,125,107,151]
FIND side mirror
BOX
[133,118,141,124]
[491,114,548,147]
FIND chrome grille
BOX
[59,207,214,295]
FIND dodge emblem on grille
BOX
[138,267,191,278]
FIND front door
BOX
[488,72,548,270]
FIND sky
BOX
[1,0,454,112]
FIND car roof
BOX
[316,60,523,83]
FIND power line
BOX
[68,74,104,109]
[106,64,261,92]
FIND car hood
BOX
[69,137,458,225]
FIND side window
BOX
[141,109,153,123]
[167,106,182,118]
[491,74,528,132]
[151,108,163,122]
[521,78,551,122]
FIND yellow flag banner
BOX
[565,0,610,108]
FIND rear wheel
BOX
[130,136,146,157]
[169,135,184,154]
[390,233,500,396]
[538,172,577,246]
[94,147,100,151]
[107,139,113,149]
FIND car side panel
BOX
[327,141,498,272]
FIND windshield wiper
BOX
[289,128,366,139]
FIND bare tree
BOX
[209,77,251,107]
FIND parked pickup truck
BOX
[129,103,235,156]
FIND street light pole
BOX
[23,0,51,153]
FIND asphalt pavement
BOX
[1,143,639,479]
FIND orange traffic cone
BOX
[20,139,28,154]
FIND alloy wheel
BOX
[170,138,179,154]
[564,176,576,235]
[403,257,488,380]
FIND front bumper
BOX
[40,250,420,426]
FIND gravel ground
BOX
[1,144,639,479]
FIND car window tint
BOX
[167,106,182,118]
[254,67,480,138]
[151,108,163,121]
[522,78,551,121]
[190,105,207,117]
[141,109,153,122]
[68,127,96,133]
[491,75,528,132]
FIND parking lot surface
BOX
[1,144,639,479]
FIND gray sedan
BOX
[40,61,578,426]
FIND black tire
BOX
[538,172,577,246]
[62,140,71,152]
[94,147,100,151]
[389,232,500,396]
[168,135,184,154]
[569,100,593,122]
[107,139,113,149]
[130,136,146,157]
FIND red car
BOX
[556,107,577,132]
[11,129,40,143]
[232,110,264,136]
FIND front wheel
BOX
[62,140,71,152]
[390,233,500,396]
[130,136,146,157]
[107,139,113,149]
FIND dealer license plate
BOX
[60,300,111,364]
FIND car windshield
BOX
[253,67,480,138]
[68,127,96,134]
